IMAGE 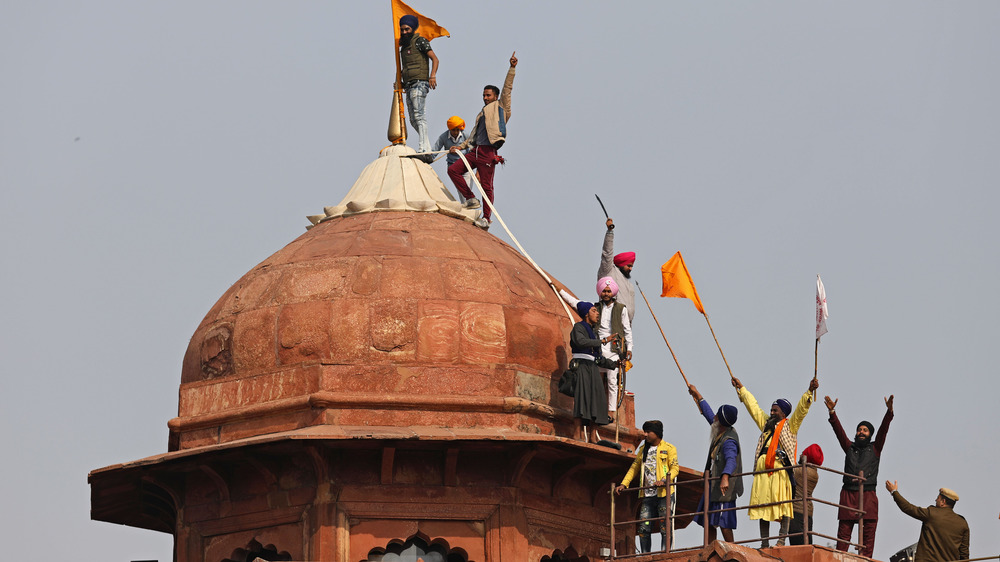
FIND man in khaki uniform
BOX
[886,482,969,562]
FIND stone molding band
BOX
[168,392,572,433]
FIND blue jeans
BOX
[638,496,667,553]
[405,80,430,154]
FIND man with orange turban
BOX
[824,394,895,557]
[598,218,636,323]
[433,116,470,202]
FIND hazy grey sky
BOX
[3,2,998,560]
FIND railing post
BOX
[664,481,673,553]
[800,456,809,545]
[858,471,865,555]
[609,482,616,560]
[703,469,711,547]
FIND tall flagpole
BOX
[391,3,407,144]
[635,280,689,386]
[703,314,735,381]
[814,274,828,399]
[813,338,819,399]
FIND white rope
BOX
[453,150,575,323]
[408,148,574,322]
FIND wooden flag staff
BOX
[634,280,689,386]
[813,339,819,399]
[660,252,735,382]
[814,274,828,399]
[702,314,736,381]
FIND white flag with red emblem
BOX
[816,274,829,340]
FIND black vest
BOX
[707,427,744,502]
[843,442,879,491]
[597,302,627,354]
[400,34,430,84]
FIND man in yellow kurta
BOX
[732,376,819,547]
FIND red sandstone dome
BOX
[169,145,636,451]
[91,145,669,562]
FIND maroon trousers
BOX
[837,518,878,558]
[836,488,879,558]
[448,145,498,220]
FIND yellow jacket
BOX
[620,441,679,499]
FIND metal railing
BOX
[607,458,869,559]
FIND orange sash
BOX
[764,419,787,473]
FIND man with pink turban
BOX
[598,218,637,323]
[595,276,632,421]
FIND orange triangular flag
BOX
[392,0,450,42]
[660,251,705,314]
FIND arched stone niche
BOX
[366,534,469,562]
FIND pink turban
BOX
[613,252,635,267]
[597,276,619,297]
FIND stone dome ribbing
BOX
[171,211,579,450]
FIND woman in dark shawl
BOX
[569,300,614,442]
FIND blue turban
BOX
[575,301,595,318]
[399,15,418,30]
[717,404,738,427]
[773,398,792,417]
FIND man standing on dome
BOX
[448,53,517,230]
[399,15,439,160]
[433,116,470,203]
[825,394,895,557]
[434,116,468,168]
[733,375,819,547]
[599,218,636,323]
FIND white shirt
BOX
[597,300,633,361]
[558,290,634,362]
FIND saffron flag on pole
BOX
[391,0,450,42]
[816,274,829,340]
[660,251,705,314]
